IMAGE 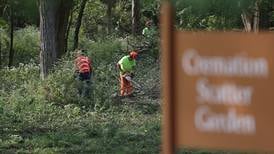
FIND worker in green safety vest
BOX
[142,20,156,39]
[116,51,138,96]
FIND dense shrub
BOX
[0,28,9,67]
[82,37,123,64]
[0,63,39,93]
[13,26,40,64]
[0,26,39,67]
[0,36,161,153]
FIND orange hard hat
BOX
[130,51,138,59]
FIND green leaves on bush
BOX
[13,26,40,64]
[0,36,161,153]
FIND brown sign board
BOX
[161,2,274,154]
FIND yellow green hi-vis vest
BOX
[118,55,136,73]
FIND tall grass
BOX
[0,35,161,153]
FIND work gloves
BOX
[125,75,132,81]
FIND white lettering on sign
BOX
[182,49,268,77]
[196,78,253,106]
[180,49,264,135]
[195,106,256,135]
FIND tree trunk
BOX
[8,4,14,67]
[241,0,261,33]
[65,8,74,52]
[73,0,88,50]
[39,0,73,79]
[241,12,252,32]
[107,2,112,35]
[56,0,73,58]
[253,0,261,33]
[132,0,141,36]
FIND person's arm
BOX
[117,56,126,72]
[130,61,136,77]
[88,58,92,72]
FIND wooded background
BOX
[1,1,274,153]
[0,0,273,73]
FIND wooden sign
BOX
[161,2,274,154]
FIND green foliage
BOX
[80,0,161,38]
[124,33,160,60]
[142,0,161,20]
[260,0,274,29]
[81,0,106,38]
[42,59,80,107]
[0,27,9,66]
[7,0,274,153]
[0,63,39,93]
[173,0,262,30]
[13,26,40,64]
[86,38,122,64]
[0,26,39,66]
[0,0,39,27]
[0,17,8,29]
[14,0,39,25]
[0,36,161,153]
[67,29,123,63]
[200,15,225,31]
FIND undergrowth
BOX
[0,37,161,153]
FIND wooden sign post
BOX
[161,2,274,154]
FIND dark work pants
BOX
[77,72,91,97]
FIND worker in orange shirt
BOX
[74,49,92,97]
